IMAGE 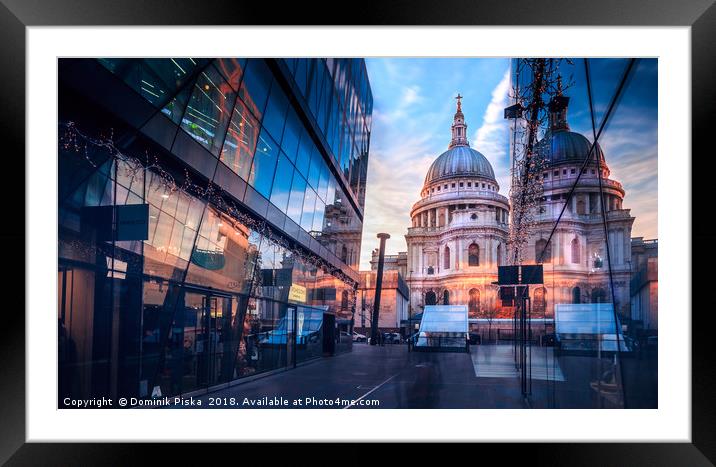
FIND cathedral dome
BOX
[425,146,496,185]
[424,94,497,187]
[537,84,608,169]
[537,129,607,167]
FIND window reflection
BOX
[294,128,312,177]
[185,207,261,295]
[307,147,322,189]
[59,58,374,403]
[181,65,236,155]
[220,98,259,180]
[99,58,204,109]
[249,130,279,198]
[214,58,246,92]
[262,83,289,143]
[300,188,317,232]
[270,153,295,212]
[238,59,272,120]
[286,172,307,225]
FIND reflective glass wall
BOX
[505,58,657,409]
[58,57,370,403]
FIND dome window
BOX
[571,238,581,264]
[571,168,576,174]
[535,238,552,264]
[471,213,478,220]
[467,182,472,187]
[554,170,559,176]
[460,182,464,187]
[468,243,480,266]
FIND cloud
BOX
[473,68,512,194]
[359,134,436,266]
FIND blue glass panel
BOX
[249,129,279,198]
[312,199,325,233]
[294,59,310,98]
[269,152,295,212]
[239,59,272,120]
[307,148,322,189]
[281,107,301,162]
[295,128,312,177]
[220,97,260,180]
[325,177,336,205]
[180,64,236,155]
[286,172,306,225]
[263,83,289,143]
[300,188,317,232]
[317,165,329,202]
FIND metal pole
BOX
[371,233,390,346]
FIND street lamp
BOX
[371,233,390,346]
[408,269,413,351]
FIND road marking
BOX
[343,373,398,409]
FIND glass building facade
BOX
[58,58,372,403]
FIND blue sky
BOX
[359,58,658,270]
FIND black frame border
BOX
[2,0,714,464]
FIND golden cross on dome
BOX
[455,93,463,111]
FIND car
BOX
[352,331,367,342]
[383,332,401,344]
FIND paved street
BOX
[170,344,526,409]
[166,343,656,409]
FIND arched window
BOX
[468,243,479,266]
[496,243,502,266]
[534,287,547,313]
[426,266,434,275]
[571,237,580,264]
[592,287,607,303]
[444,246,451,269]
[425,291,437,306]
[443,290,450,305]
[340,245,348,263]
[572,286,581,304]
[535,239,552,264]
[468,288,480,318]
[341,290,349,310]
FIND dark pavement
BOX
[168,343,656,409]
[171,343,528,409]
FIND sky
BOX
[358,58,658,270]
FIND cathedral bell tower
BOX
[449,94,470,148]
[548,75,570,131]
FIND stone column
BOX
[418,245,423,275]
[456,237,462,270]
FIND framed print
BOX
[2,0,715,463]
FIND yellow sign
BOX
[288,284,307,303]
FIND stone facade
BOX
[404,96,509,319]
[520,91,635,319]
[356,269,410,333]
[399,93,638,323]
